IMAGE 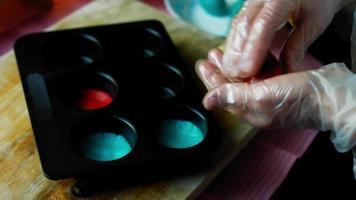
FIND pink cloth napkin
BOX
[199,138,298,200]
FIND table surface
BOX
[0,0,257,199]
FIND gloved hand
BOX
[196,49,356,177]
[223,0,352,79]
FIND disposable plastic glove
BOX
[196,49,356,177]
[223,0,352,79]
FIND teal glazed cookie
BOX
[199,0,229,16]
[156,119,205,149]
[79,132,132,161]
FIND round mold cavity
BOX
[154,105,208,149]
[43,34,102,66]
[153,64,184,99]
[119,28,164,58]
[140,28,164,58]
[56,72,118,111]
[72,116,137,162]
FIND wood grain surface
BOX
[0,0,257,199]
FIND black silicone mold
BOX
[14,20,222,180]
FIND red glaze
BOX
[76,89,113,110]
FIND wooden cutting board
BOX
[0,0,257,199]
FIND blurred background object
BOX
[0,0,53,34]
[27,0,53,8]
[0,0,90,55]
[164,0,244,37]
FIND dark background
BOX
[272,133,356,199]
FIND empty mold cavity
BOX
[117,28,164,58]
[154,106,208,149]
[43,34,102,66]
[56,72,118,110]
[73,116,137,162]
[153,64,184,99]
[141,28,164,58]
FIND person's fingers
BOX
[223,0,297,79]
[243,112,273,128]
[202,70,313,128]
[209,48,246,82]
[195,59,229,90]
[239,0,297,73]
[203,82,250,110]
[208,48,224,69]
[223,0,265,78]
[203,79,278,113]
[196,56,243,115]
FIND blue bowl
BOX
[164,0,245,37]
